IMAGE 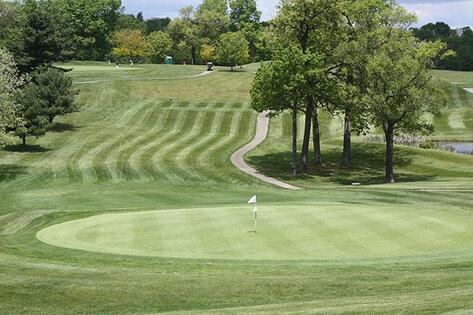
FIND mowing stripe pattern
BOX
[3,100,257,186]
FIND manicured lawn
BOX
[433,69,473,86]
[38,203,473,260]
[1,64,473,314]
[57,61,206,83]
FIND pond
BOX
[440,142,473,155]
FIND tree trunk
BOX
[341,112,352,168]
[231,65,234,71]
[301,97,314,173]
[384,121,395,183]
[191,46,196,65]
[312,109,322,165]
[22,135,26,146]
[291,108,297,176]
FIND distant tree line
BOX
[112,0,265,67]
[251,0,448,183]
[0,0,264,68]
[412,22,473,71]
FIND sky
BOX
[122,0,473,28]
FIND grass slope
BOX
[0,63,472,314]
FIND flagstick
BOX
[254,203,257,233]
[247,195,258,233]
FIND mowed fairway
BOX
[0,63,256,186]
[38,204,473,260]
[1,63,473,314]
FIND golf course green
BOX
[1,62,473,314]
[38,204,473,260]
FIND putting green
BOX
[37,205,473,261]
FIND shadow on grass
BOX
[0,164,27,182]
[218,69,247,73]
[47,122,79,133]
[247,143,436,185]
[3,144,51,153]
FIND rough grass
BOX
[0,65,473,314]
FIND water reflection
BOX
[440,142,473,155]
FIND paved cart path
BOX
[74,70,213,84]
[231,112,301,190]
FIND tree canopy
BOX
[112,29,148,59]
[56,0,122,60]
[412,22,473,71]
[364,37,447,182]
[251,0,448,182]
[216,32,249,71]
[146,31,173,62]
[0,48,24,142]
[200,43,216,62]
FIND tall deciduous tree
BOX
[56,0,122,60]
[253,25,274,61]
[197,0,227,15]
[146,18,171,34]
[272,0,341,171]
[251,46,307,175]
[200,43,216,62]
[229,0,260,30]
[115,14,146,32]
[112,29,148,60]
[216,32,249,71]
[146,31,173,63]
[365,35,447,183]
[334,0,416,168]
[195,0,230,44]
[412,23,473,71]
[167,7,199,64]
[229,0,261,59]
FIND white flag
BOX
[248,195,257,204]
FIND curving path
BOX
[74,70,213,84]
[231,112,302,190]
